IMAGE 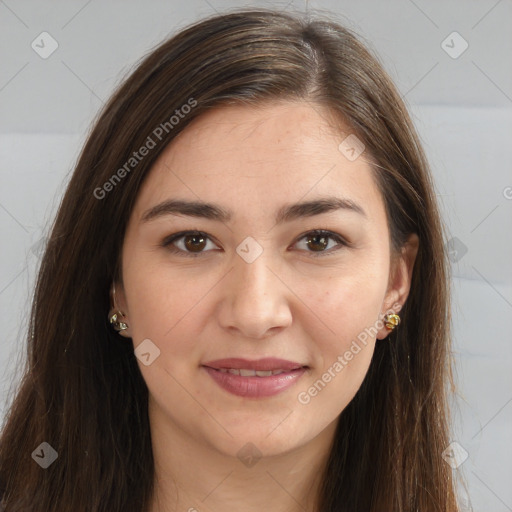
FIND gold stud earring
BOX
[108,283,129,332]
[384,313,400,330]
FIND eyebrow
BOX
[140,196,367,225]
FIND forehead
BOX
[133,101,384,224]
[168,101,346,163]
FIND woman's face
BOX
[117,101,416,458]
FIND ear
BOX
[376,233,419,340]
[110,280,133,339]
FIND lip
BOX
[201,358,308,398]
[202,357,305,371]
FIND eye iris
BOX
[184,234,206,252]
[307,233,328,252]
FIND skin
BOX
[115,101,419,512]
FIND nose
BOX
[217,249,293,339]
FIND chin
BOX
[202,417,313,459]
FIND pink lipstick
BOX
[202,357,307,398]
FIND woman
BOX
[0,8,459,511]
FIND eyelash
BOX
[160,229,350,258]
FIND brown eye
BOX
[294,229,347,256]
[162,231,219,257]
[306,233,329,252]
[183,233,207,252]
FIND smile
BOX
[201,358,308,398]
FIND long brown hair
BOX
[0,8,458,511]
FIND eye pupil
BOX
[185,234,206,252]
[307,234,328,252]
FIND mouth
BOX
[202,357,307,372]
[201,358,309,398]
[213,368,298,376]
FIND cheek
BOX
[297,262,387,403]
[301,262,388,345]
[122,259,218,374]
[295,286,381,416]
[122,251,195,332]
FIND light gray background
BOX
[1,1,511,510]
